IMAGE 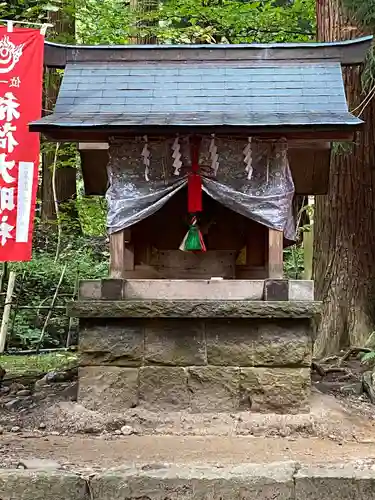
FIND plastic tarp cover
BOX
[106,137,295,240]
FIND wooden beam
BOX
[267,229,284,279]
[44,36,372,69]
[109,229,134,278]
[31,126,358,143]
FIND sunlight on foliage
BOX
[0,352,78,377]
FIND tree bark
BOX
[41,3,79,227]
[314,0,375,356]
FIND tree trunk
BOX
[313,0,375,356]
[130,0,158,44]
[41,4,79,228]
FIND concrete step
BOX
[1,461,375,499]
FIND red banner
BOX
[0,27,44,261]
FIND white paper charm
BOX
[209,134,219,175]
[172,136,182,176]
[243,137,253,180]
[141,135,151,181]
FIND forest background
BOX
[0,0,373,359]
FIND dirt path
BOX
[2,434,375,471]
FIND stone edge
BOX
[78,279,315,302]
[2,461,375,499]
[67,299,322,318]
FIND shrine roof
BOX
[30,37,372,139]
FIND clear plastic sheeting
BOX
[106,137,295,240]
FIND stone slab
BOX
[124,279,265,300]
[295,464,375,499]
[139,366,189,411]
[90,462,295,500]
[101,279,124,300]
[252,320,312,366]
[68,299,322,319]
[0,471,88,500]
[78,366,139,411]
[240,367,310,413]
[145,319,206,366]
[78,280,101,300]
[3,463,375,500]
[188,366,240,412]
[289,280,314,301]
[206,319,312,367]
[264,279,289,301]
[79,319,144,367]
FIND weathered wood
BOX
[289,148,330,195]
[267,229,284,279]
[109,229,134,278]
[44,37,372,69]
[67,299,322,319]
[149,250,236,279]
[79,149,109,195]
[35,125,358,143]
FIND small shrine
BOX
[31,36,370,414]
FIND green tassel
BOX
[185,225,203,251]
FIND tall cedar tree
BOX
[314,0,375,355]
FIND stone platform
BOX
[68,279,321,414]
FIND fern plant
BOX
[361,350,375,365]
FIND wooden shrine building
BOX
[30,36,371,414]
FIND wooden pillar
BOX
[109,228,134,278]
[267,228,284,279]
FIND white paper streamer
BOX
[243,137,253,180]
[172,136,182,176]
[209,134,219,175]
[141,135,151,181]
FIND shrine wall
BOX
[78,315,312,414]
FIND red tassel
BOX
[188,136,202,213]
[188,173,202,213]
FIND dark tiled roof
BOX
[32,60,361,130]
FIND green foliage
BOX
[340,0,375,92]
[283,200,313,278]
[361,350,375,365]
[6,0,314,46]
[146,0,315,44]
[283,245,304,278]
[74,0,316,45]
[0,0,316,349]
[5,227,108,350]
[0,352,78,376]
[341,0,375,31]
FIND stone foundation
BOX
[68,282,320,414]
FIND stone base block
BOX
[77,304,316,414]
[80,319,144,367]
[188,367,240,412]
[139,366,189,411]
[78,365,310,413]
[240,368,310,413]
[78,366,138,412]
